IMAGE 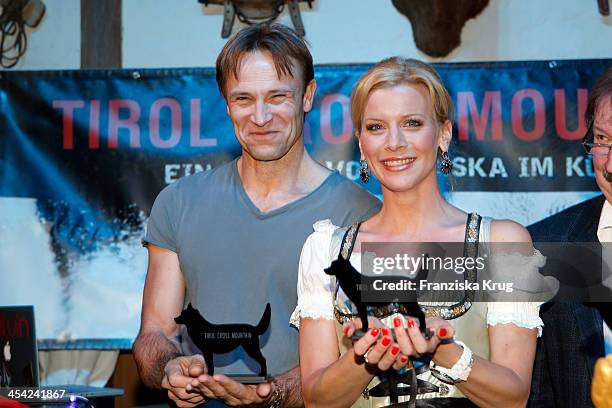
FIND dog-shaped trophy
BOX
[325,256,433,407]
[174,303,270,382]
[324,255,430,340]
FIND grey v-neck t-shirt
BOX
[144,158,381,376]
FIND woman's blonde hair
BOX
[351,57,454,136]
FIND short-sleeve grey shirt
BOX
[145,158,380,375]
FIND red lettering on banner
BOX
[53,87,588,150]
[190,98,217,147]
[511,89,546,141]
[457,91,502,141]
[555,88,588,140]
[149,98,181,148]
[108,99,141,148]
[0,315,29,338]
[321,93,352,145]
[89,100,101,149]
[52,100,85,149]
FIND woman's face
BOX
[358,83,450,193]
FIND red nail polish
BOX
[391,345,400,355]
[438,327,448,337]
[343,326,350,336]
[407,319,415,329]
[371,328,379,337]
[393,318,401,328]
[400,355,408,363]
[382,336,391,346]
[382,327,390,336]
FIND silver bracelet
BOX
[429,340,474,384]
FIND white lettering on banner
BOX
[469,157,487,177]
[325,160,342,172]
[531,156,553,177]
[325,160,360,181]
[586,157,595,177]
[518,156,554,177]
[489,157,509,178]
[566,156,595,177]
[346,160,360,181]
[323,156,592,181]
[566,156,585,177]
[451,157,508,178]
[164,163,212,184]
[165,164,180,184]
[518,157,530,177]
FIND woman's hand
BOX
[342,317,407,371]
[347,325,410,371]
[393,316,455,358]
[343,315,455,365]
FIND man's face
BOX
[224,51,316,162]
[592,97,612,202]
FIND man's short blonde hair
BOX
[351,57,454,136]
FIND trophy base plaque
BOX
[227,374,273,384]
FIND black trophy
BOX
[324,256,433,408]
[324,256,430,340]
[174,303,271,383]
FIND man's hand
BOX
[189,374,274,407]
[161,354,208,407]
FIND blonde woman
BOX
[290,58,544,407]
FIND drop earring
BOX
[440,151,453,175]
[360,159,370,183]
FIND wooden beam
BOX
[81,0,122,68]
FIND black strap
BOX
[339,222,361,260]
[463,213,482,246]
[339,214,481,260]
[335,214,483,321]
[462,212,482,303]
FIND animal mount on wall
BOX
[199,0,314,38]
[391,0,489,58]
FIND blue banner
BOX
[0,59,610,346]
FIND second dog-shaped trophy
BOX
[174,303,271,383]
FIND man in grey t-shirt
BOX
[133,24,380,408]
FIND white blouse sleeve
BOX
[290,219,338,329]
[487,302,544,337]
[486,249,552,337]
